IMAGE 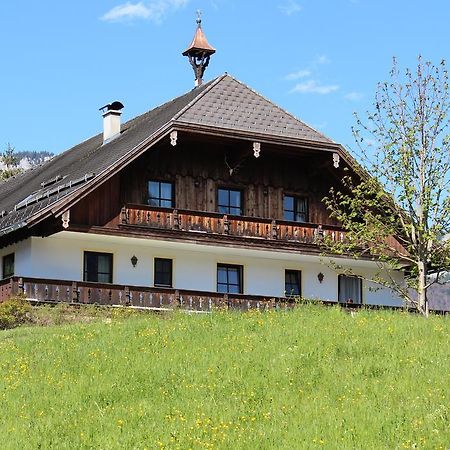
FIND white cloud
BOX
[284,69,311,81]
[101,0,189,23]
[290,80,339,95]
[279,0,302,15]
[344,91,364,101]
[313,54,331,65]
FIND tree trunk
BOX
[417,260,429,317]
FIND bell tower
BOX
[182,12,216,87]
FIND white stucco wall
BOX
[0,240,32,278]
[4,231,404,306]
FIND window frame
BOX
[2,253,15,279]
[147,180,174,208]
[284,269,302,297]
[83,251,113,284]
[283,195,309,223]
[154,258,173,288]
[338,274,363,304]
[217,187,243,216]
[217,263,244,294]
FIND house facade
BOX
[0,71,406,309]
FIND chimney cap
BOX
[99,101,124,113]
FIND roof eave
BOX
[172,121,342,152]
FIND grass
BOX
[0,305,449,449]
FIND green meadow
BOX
[0,305,449,449]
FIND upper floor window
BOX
[283,195,308,222]
[338,275,362,304]
[83,251,113,284]
[2,253,14,279]
[218,188,242,215]
[154,258,173,288]
[217,264,243,294]
[285,269,301,297]
[148,181,174,208]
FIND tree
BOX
[323,57,450,316]
[0,143,22,180]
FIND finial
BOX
[196,10,202,26]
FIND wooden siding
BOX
[119,138,340,225]
[69,136,342,229]
[71,174,121,227]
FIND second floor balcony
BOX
[118,203,346,251]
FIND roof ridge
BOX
[226,75,334,144]
[172,73,228,121]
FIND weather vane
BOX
[196,10,202,24]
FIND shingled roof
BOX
[176,75,333,143]
[0,73,337,241]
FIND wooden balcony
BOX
[0,276,293,312]
[117,204,409,257]
[119,204,345,246]
[1,277,447,313]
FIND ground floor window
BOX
[217,264,243,294]
[83,251,113,283]
[154,258,173,287]
[338,275,362,304]
[285,269,301,297]
[2,253,14,278]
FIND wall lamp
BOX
[131,255,138,268]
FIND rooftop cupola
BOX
[182,12,216,87]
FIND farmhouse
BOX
[0,19,406,310]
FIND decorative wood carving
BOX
[333,153,340,168]
[253,142,261,158]
[170,130,178,147]
[62,210,70,229]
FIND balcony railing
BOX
[1,277,447,313]
[0,276,293,312]
[120,204,345,245]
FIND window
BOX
[338,275,362,304]
[83,252,113,283]
[154,258,173,287]
[148,181,174,208]
[217,264,243,294]
[2,253,14,279]
[283,195,308,222]
[285,270,301,297]
[218,188,242,215]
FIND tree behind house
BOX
[1,143,22,180]
[323,58,450,316]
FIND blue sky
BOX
[1,0,449,155]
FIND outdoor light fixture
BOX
[131,255,138,267]
[317,272,324,283]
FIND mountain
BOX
[0,151,54,171]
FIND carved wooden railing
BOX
[120,204,346,244]
[0,276,294,312]
[0,277,447,312]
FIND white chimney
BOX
[99,101,124,143]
